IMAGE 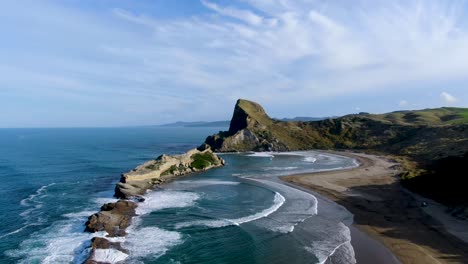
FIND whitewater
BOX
[0,127,358,264]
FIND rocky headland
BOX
[83,145,224,264]
[204,98,468,263]
[205,99,468,217]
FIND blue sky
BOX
[1,0,468,127]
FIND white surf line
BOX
[4,183,58,239]
[175,192,286,229]
[20,183,56,206]
[246,152,275,158]
[88,190,199,263]
[317,240,351,264]
[175,180,240,186]
[233,192,285,225]
[0,223,40,239]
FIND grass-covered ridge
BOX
[206,99,468,215]
[363,107,468,125]
[190,152,219,170]
[208,99,468,158]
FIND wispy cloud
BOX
[110,0,468,101]
[201,0,265,26]
[399,100,409,107]
[440,92,458,104]
[1,0,467,127]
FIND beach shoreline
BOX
[281,151,468,264]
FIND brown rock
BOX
[85,200,137,236]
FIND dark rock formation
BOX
[205,99,290,152]
[85,200,137,237]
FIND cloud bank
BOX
[1,0,467,127]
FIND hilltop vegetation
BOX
[206,99,468,214]
[206,99,467,160]
[363,107,468,126]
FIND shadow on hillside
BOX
[331,182,468,262]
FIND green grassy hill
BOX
[363,107,468,125]
[207,99,467,159]
[205,99,468,215]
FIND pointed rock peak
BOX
[228,99,271,134]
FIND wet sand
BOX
[282,151,468,264]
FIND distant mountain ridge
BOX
[160,117,331,127]
[160,121,230,127]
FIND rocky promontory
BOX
[83,145,224,263]
[206,99,468,159]
[205,99,468,219]
[205,99,290,152]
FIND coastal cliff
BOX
[205,99,289,151]
[206,99,468,217]
[84,146,224,263]
[206,99,468,159]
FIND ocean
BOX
[0,127,357,264]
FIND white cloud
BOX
[2,0,468,126]
[399,100,409,106]
[201,0,264,26]
[440,92,458,104]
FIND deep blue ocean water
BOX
[0,127,357,264]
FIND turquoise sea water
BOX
[0,127,357,264]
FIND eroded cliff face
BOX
[205,99,468,219]
[205,99,468,161]
[205,99,289,152]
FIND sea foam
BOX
[124,227,182,260]
[264,166,299,171]
[6,193,128,264]
[136,190,200,215]
[93,249,129,263]
[246,152,275,158]
[175,180,240,186]
[305,222,355,264]
[19,183,56,207]
[6,216,98,264]
[118,190,200,261]
[303,157,317,163]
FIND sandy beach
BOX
[282,152,468,264]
